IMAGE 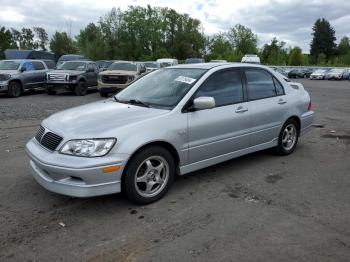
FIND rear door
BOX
[187,68,251,163]
[32,61,47,85]
[243,68,288,146]
[86,63,97,87]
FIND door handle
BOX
[278,99,287,105]
[235,106,248,113]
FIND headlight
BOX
[60,138,116,157]
[2,74,11,81]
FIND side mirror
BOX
[20,67,26,72]
[192,97,215,111]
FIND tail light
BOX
[307,101,312,111]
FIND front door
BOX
[187,68,251,164]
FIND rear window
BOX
[43,60,56,69]
[32,61,45,70]
[245,69,276,100]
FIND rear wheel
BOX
[74,81,87,96]
[122,146,175,204]
[275,119,299,155]
[7,81,22,98]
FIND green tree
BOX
[310,18,336,62]
[11,28,37,49]
[0,26,17,59]
[49,31,77,59]
[206,32,233,60]
[317,53,326,65]
[228,24,257,55]
[337,36,350,56]
[33,27,48,50]
[76,23,106,60]
[260,38,288,65]
[288,47,303,66]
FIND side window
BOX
[194,69,243,107]
[32,61,45,70]
[22,62,35,71]
[273,77,285,96]
[43,60,56,69]
[245,69,276,100]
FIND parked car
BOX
[288,68,312,78]
[241,54,260,64]
[45,61,99,96]
[271,67,288,77]
[341,68,350,80]
[0,59,50,97]
[156,58,178,68]
[324,68,346,80]
[185,58,205,64]
[310,69,328,80]
[98,61,146,97]
[56,54,89,67]
[96,60,114,71]
[210,60,227,63]
[143,61,159,72]
[4,49,55,61]
[26,63,314,204]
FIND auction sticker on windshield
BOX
[175,76,196,85]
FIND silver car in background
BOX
[26,63,314,204]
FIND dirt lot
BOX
[0,80,350,262]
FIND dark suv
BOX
[46,61,99,96]
[0,59,52,97]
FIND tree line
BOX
[0,5,349,66]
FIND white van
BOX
[156,58,178,68]
[241,54,261,64]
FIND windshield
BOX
[115,68,206,109]
[108,62,137,71]
[330,69,344,73]
[0,61,21,70]
[314,70,326,73]
[58,62,87,71]
[144,62,158,68]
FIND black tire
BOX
[45,85,56,95]
[99,90,109,97]
[74,81,87,96]
[7,81,22,98]
[275,119,299,155]
[122,146,175,204]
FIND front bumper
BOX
[0,81,9,92]
[97,81,129,92]
[25,138,130,197]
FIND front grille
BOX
[35,126,63,151]
[102,75,128,84]
[35,126,45,141]
[48,73,67,81]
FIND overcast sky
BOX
[0,0,349,53]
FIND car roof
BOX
[170,62,270,70]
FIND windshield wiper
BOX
[113,97,151,108]
[127,99,151,108]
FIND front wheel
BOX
[74,82,87,96]
[7,81,22,98]
[122,146,175,204]
[275,119,299,155]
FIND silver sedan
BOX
[26,63,314,204]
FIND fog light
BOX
[103,166,120,173]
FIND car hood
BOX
[48,70,83,75]
[0,70,19,75]
[42,99,168,138]
[100,70,137,76]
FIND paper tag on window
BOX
[175,76,196,84]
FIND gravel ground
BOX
[0,80,350,261]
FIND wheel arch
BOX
[121,140,180,183]
[9,79,24,91]
[285,115,301,136]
